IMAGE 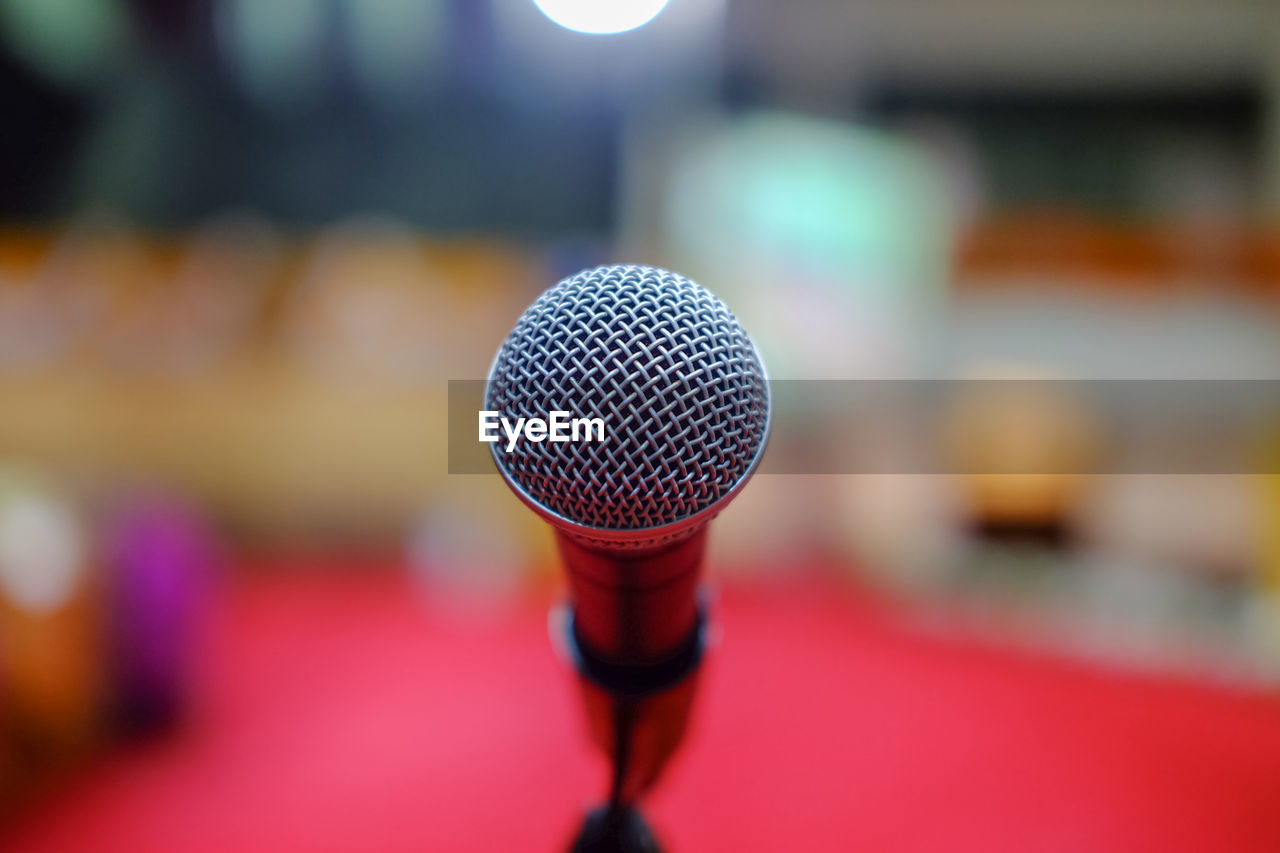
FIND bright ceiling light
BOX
[532,0,669,35]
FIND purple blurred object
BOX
[104,495,216,734]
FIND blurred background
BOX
[3,0,1280,850]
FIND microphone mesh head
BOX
[486,265,770,540]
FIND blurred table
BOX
[6,561,1280,852]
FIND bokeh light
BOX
[216,0,328,111]
[0,0,128,85]
[531,0,669,35]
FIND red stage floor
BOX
[8,567,1280,852]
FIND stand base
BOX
[569,806,662,853]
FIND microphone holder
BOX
[557,601,709,853]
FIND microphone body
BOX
[485,264,770,813]
[558,528,708,804]
[557,529,705,662]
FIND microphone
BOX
[484,264,771,815]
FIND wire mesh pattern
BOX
[486,265,769,533]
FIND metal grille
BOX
[486,265,770,533]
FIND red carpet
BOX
[9,567,1280,852]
